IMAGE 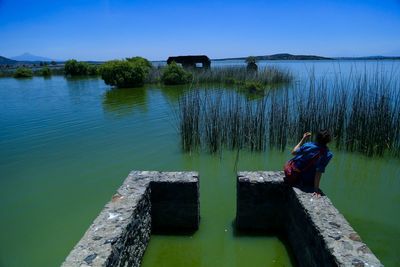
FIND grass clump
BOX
[161,62,193,85]
[100,58,151,88]
[143,63,292,88]
[13,67,33,78]
[243,81,263,92]
[190,66,292,86]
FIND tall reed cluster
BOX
[191,66,293,85]
[148,66,292,86]
[177,70,400,157]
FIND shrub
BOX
[87,65,99,76]
[13,67,33,78]
[126,57,152,71]
[41,66,52,76]
[100,60,149,88]
[245,56,257,64]
[64,59,90,76]
[161,62,193,85]
[246,56,258,72]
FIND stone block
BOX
[236,171,383,267]
[62,171,199,267]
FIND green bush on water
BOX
[245,56,258,72]
[40,66,52,76]
[100,57,151,88]
[87,65,99,76]
[13,67,33,78]
[64,59,91,76]
[161,62,193,85]
[64,59,99,76]
[126,57,152,72]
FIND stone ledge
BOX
[62,171,199,267]
[236,171,383,267]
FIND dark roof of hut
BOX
[167,55,211,65]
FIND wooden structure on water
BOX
[167,55,211,69]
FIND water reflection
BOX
[66,77,104,105]
[102,87,148,116]
[160,84,189,104]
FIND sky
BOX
[0,0,399,61]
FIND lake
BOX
[0,60,399,267]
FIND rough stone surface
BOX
[236,171,383,267]
[62,171,199,267]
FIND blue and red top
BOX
[291,142,333,186]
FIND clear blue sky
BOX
[0,0,399,60]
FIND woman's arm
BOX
[291,132,311,155]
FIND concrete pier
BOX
[63,170,382,267]
[62,171,199,267]
[236,171,383,267]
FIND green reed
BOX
[177,69,400,157]
[148,65,292,86]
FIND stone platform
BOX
[63,170,382,267]
[236,171,383,267]
[62,171,199,267]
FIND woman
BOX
[284,129,333,196]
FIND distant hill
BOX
[334,56,400,60]
[11,52,54,62]
[255,53,332,60]
[214,53,333,61]
[0,56,17,65]
[214,53,400,61]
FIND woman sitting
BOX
[284,129,333,196]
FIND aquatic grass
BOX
[177,69,400,157]
[147,65,293,87]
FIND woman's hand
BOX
[312,192,321,198]
[302,132,311,140]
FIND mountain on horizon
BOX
[213,53,400,61]
[11,52,54,62]
[0,56,17,65]
[214,53,333,61]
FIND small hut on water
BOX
[167,55,211,69]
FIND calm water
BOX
[0,61,399,267]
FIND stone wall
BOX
[236,171,383,267]
[62,171,199,267]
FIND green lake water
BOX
[0,61,399,267]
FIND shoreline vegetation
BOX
[177,70,400,157]
[1,56,293,91]
[97,56,293,90]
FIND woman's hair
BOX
[316,129,331,145]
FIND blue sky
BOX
[0,0,399,60]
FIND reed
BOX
[177,69,400,157]
[148,65,293,86]
[191,66,293,85]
